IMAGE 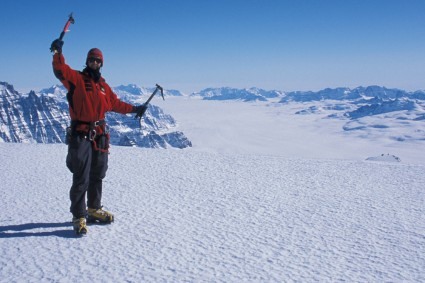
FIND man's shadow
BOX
[0,222,77,238]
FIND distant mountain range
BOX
[193,85,425,103]
[192,85,425,143]
[1,82,424,146]
[0,82,191,148]
[279,86,425,102]
[194,85,425,119]
[192,87,283,102]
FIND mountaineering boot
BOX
[72,217,88,235]
[87,207,114,224]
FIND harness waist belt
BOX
[71,120,106,128]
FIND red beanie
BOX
[86,48,103,66]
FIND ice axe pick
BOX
[135,84,165,120]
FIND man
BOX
[51,39,146,235]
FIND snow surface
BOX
[1,97,425,282]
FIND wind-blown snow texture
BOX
[0,144,424,282]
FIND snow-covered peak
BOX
[39,84,67,95]
[281,87,360,102]
[0,81,17,93]
[0,81,22,102]
[163,89,185,97]
[246,87,284,98]
[115,84,148,96]
[113,84,184,106]
[192,87,279,102]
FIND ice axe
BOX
[50,13,75,52]
[135,84,165,120]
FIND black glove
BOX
[132,104,148,119]
[50,39,64,53]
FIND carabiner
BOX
[89,129,97,141]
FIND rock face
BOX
[0,82,192,149]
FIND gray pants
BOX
[66,135,108,218]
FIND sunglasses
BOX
[88,57,102,64]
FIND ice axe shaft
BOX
[59,13,75,41]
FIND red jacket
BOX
[52,53,133,124]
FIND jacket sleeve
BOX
[52,53,80,90]
[106,84,134,114]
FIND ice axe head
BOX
[69,13,75,24]
[156,84,165,100]
[64,13,75,32]
[58,13,75,41]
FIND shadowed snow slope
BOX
[0,143,424,282]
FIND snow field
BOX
[0,143,424,282]
[158,97,425,164]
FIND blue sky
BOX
[1,0,425,93]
